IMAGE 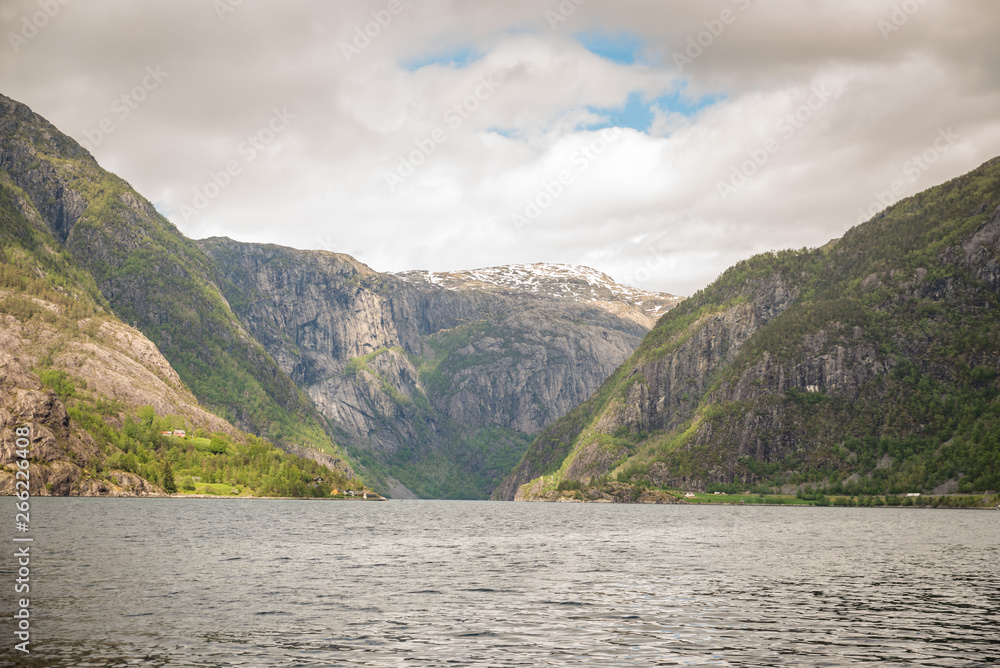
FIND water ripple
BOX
[2,499,997,667]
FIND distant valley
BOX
[0,92,680,499]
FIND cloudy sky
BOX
[3,1,999,295]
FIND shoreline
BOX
[517,499,999,510]
[0,492,386,501]
[8,494,996,508]
[170,493,386,501]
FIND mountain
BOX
[0,92,682,499]
[0,92,356,473]
[497,157,1000,501]
[201,240,682,498]
[0,158,361,497]
[394,263,681,328]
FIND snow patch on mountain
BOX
[394,263,684,323]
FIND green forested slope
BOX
[499,157,1000,500]
[1,174,361,497]
[0,93,351,468]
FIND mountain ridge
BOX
[496,157,1000,501]
[0,81,682,499]
[0,165,360,498]
[0,91,361,490]
[394,263,682,328]
[199,237,681,498]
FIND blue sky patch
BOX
[401,45,481,71]
[654,89,724,117]
[573,30,645,65]
[487,127,519,139]
[588,89,724,133]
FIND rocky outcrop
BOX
[961,203,1000,292]
[0,312,236,434]
[596,275,798,437]
[502,157,1000,499]
[0,92,355,477]
[0,351,166,497]
[200,238,680,496]
[0,94,92,244]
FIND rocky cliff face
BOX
[201,238,682,498]
[395,263,682,329]
[1,92,685,499]
[500,157,1000,500]
[198,238,486,459]
[0,169,228,496]
[0,350,166,497]
[0,92,355,476]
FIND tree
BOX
[161,461,177,494]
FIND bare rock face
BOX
[961,204,1000,292]
[0,95,91,245]
[0,351,166,497]
[0,309,236,436]
[199,238,682,495]
[501,157,1000,500]
[598,275,798,438]
[395,263,682,329]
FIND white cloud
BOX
[2,0,999,296]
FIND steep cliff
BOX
[0,93,353,471]
[499,157,1000,500]
[1,92,684,499]
[201,239,681,498]
[1,169,344,497]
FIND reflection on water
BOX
[1,498,997,666]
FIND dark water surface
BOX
[1,498,998,666]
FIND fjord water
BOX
[4,499,998,667]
